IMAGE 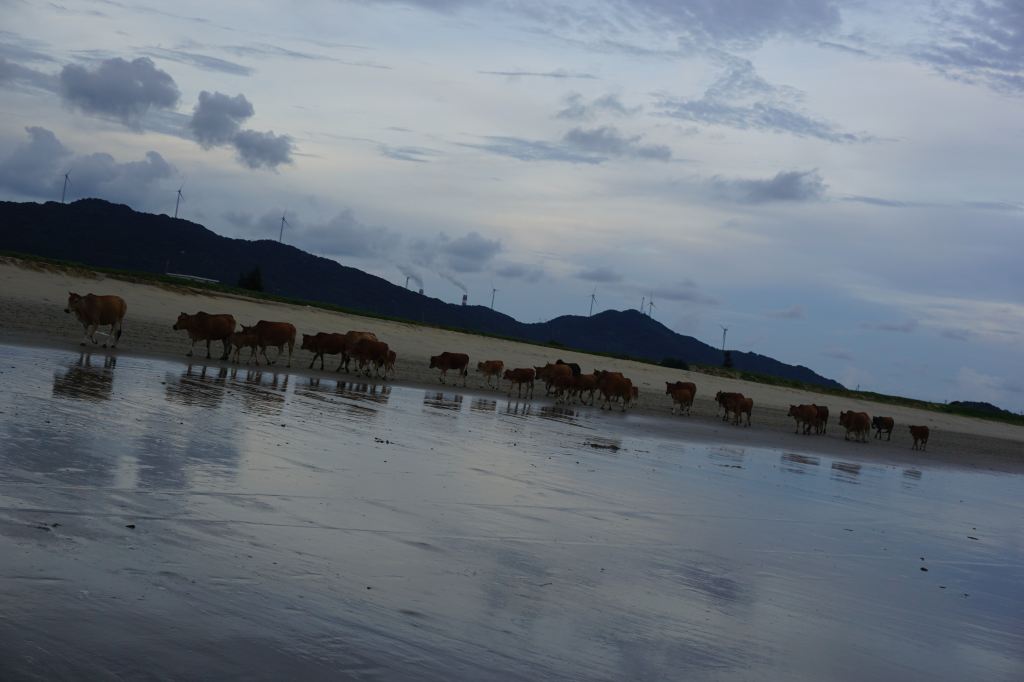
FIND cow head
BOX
[788,405,798,417]
[429,355,439,369]
[300,334,316,351]
[64,292,82,314]
[476,361,485,371]
[172,312,190,330]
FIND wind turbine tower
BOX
[174,185,184,219]
[278,212,289,243]
[648,295,656,318]
[61,171,72,204]
[491,287,498,310]
[589,288,598,317]
[640,296,646,316]
[720,325,729,352]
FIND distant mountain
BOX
[948,401,1020,417]
[0,199,843,389]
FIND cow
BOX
[812,404,830,434]
[351,338,390,378]
[337,331,379,372]
[430,352,470,385]
[665,381,697,402]
[723,394,753,426]
[172,312,236,360]
[714,391,742,421]
[872,416,895,441]
[550,371,577,404]
[669,385,694,415]
[476,360,505,388]
[228,328,260,364]
[596,371,633,411]
[909,425,930,450]
[385,350,397,378]
[555,359,582,377]
[572,372,599,406]
[839,411,871,443]
[250,320,297,367]
[536,363,573,396]
[300,332,347,370]
[503,367,535,399]
[788,404,818,435]
[65,292,127,348]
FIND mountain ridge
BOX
[0,198,843,389]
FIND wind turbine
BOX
[490,287,498,310]
[640,295,646,315]
[648,295,656,319]
[61,170,72,204]
[719,325,729,352]
[174,184,185,219]
[278,212,289,243]
[588,288,598,316]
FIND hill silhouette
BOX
[0,198,843,388]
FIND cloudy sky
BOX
[1,0,1022,410]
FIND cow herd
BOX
[63,292,932,449]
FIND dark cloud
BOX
[496,263,545,282]
[378,144,441,163]
[649,282,719,305]
[563,126,671,160]
[233,129,295,169]
[439,271,468,293]
[843,195,912,208]
[189,91,254,147]
[0,30,58,63]
[479,69,597,80]
[962,200,1024,212]
[765,304,806,319]
[398,264,424,288]
[412,231,502,273]
[222,210,253,228]
[0,56,56,90]
[711,169,826,203]
[916,1,1024,93]
[576,266,622,283]
[862,320,918,333]
[0,126,175,205]
[556,92,641,120]
[654,55,865,142]
[822,347,854,360]
[143,48,254,76]
[59,57,180,128]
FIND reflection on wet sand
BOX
[423,391,463,411]
[338,381,391,404]
[504,399,532,416]
[52,353,116,401]
[781,452,821,474]
[831,460,862,483]
[164,364,229,408]
[538,405,579,424]
[470,398,497,413]
[232,368,289,415]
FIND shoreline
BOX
[2,258,1022,473]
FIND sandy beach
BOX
[2,256,1021,468]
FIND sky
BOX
[0,0,1022,411]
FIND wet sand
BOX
[1,344,1022,680]
[1,257,1022,469]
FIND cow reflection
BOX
[338,381,391,405]
[232,368,288,415]
[424,392,463,411]
[505,400,532,416]
[165,364,229,408]
[471,398,497,413]
[52,353,116,401]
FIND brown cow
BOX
[669,386,694,415]
[715,391,742,421]
[430,352,470,385]
[535,363,573,395]
[872,416,895,441]
[173,312,236,360]
[300,332,347,371]
[338,331,379,372]
[788,404,818,435]
[724,394,753,426]
[597,371,633,411]
[385,350,397,378]
[228,328,260,364]
[572,372,599,406]
[476,360,505,388]
[812,404,830,434]
[909,425,930,450]
[351,338,390,378]
[65,292,127,348]
[665,381,697,402]
[250,320,296,367]
[839,411,871,443]
[503,367,536,399]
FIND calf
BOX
[788,404,818,435]
[724,394,753,426]
[338,331,379,372]
[476,360,505,388]
[715,391,742,420]
[228,328,260,364]
[669,385,694,415]
[812,404,830,434]
[351,339,390,378]
[909,425,930,451]
[872,416,895,441]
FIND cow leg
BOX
[205,339,212,359]
[286,342,293,368]
[309,354,316,369]
[887,431,891,441]
[221,339,231,361]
